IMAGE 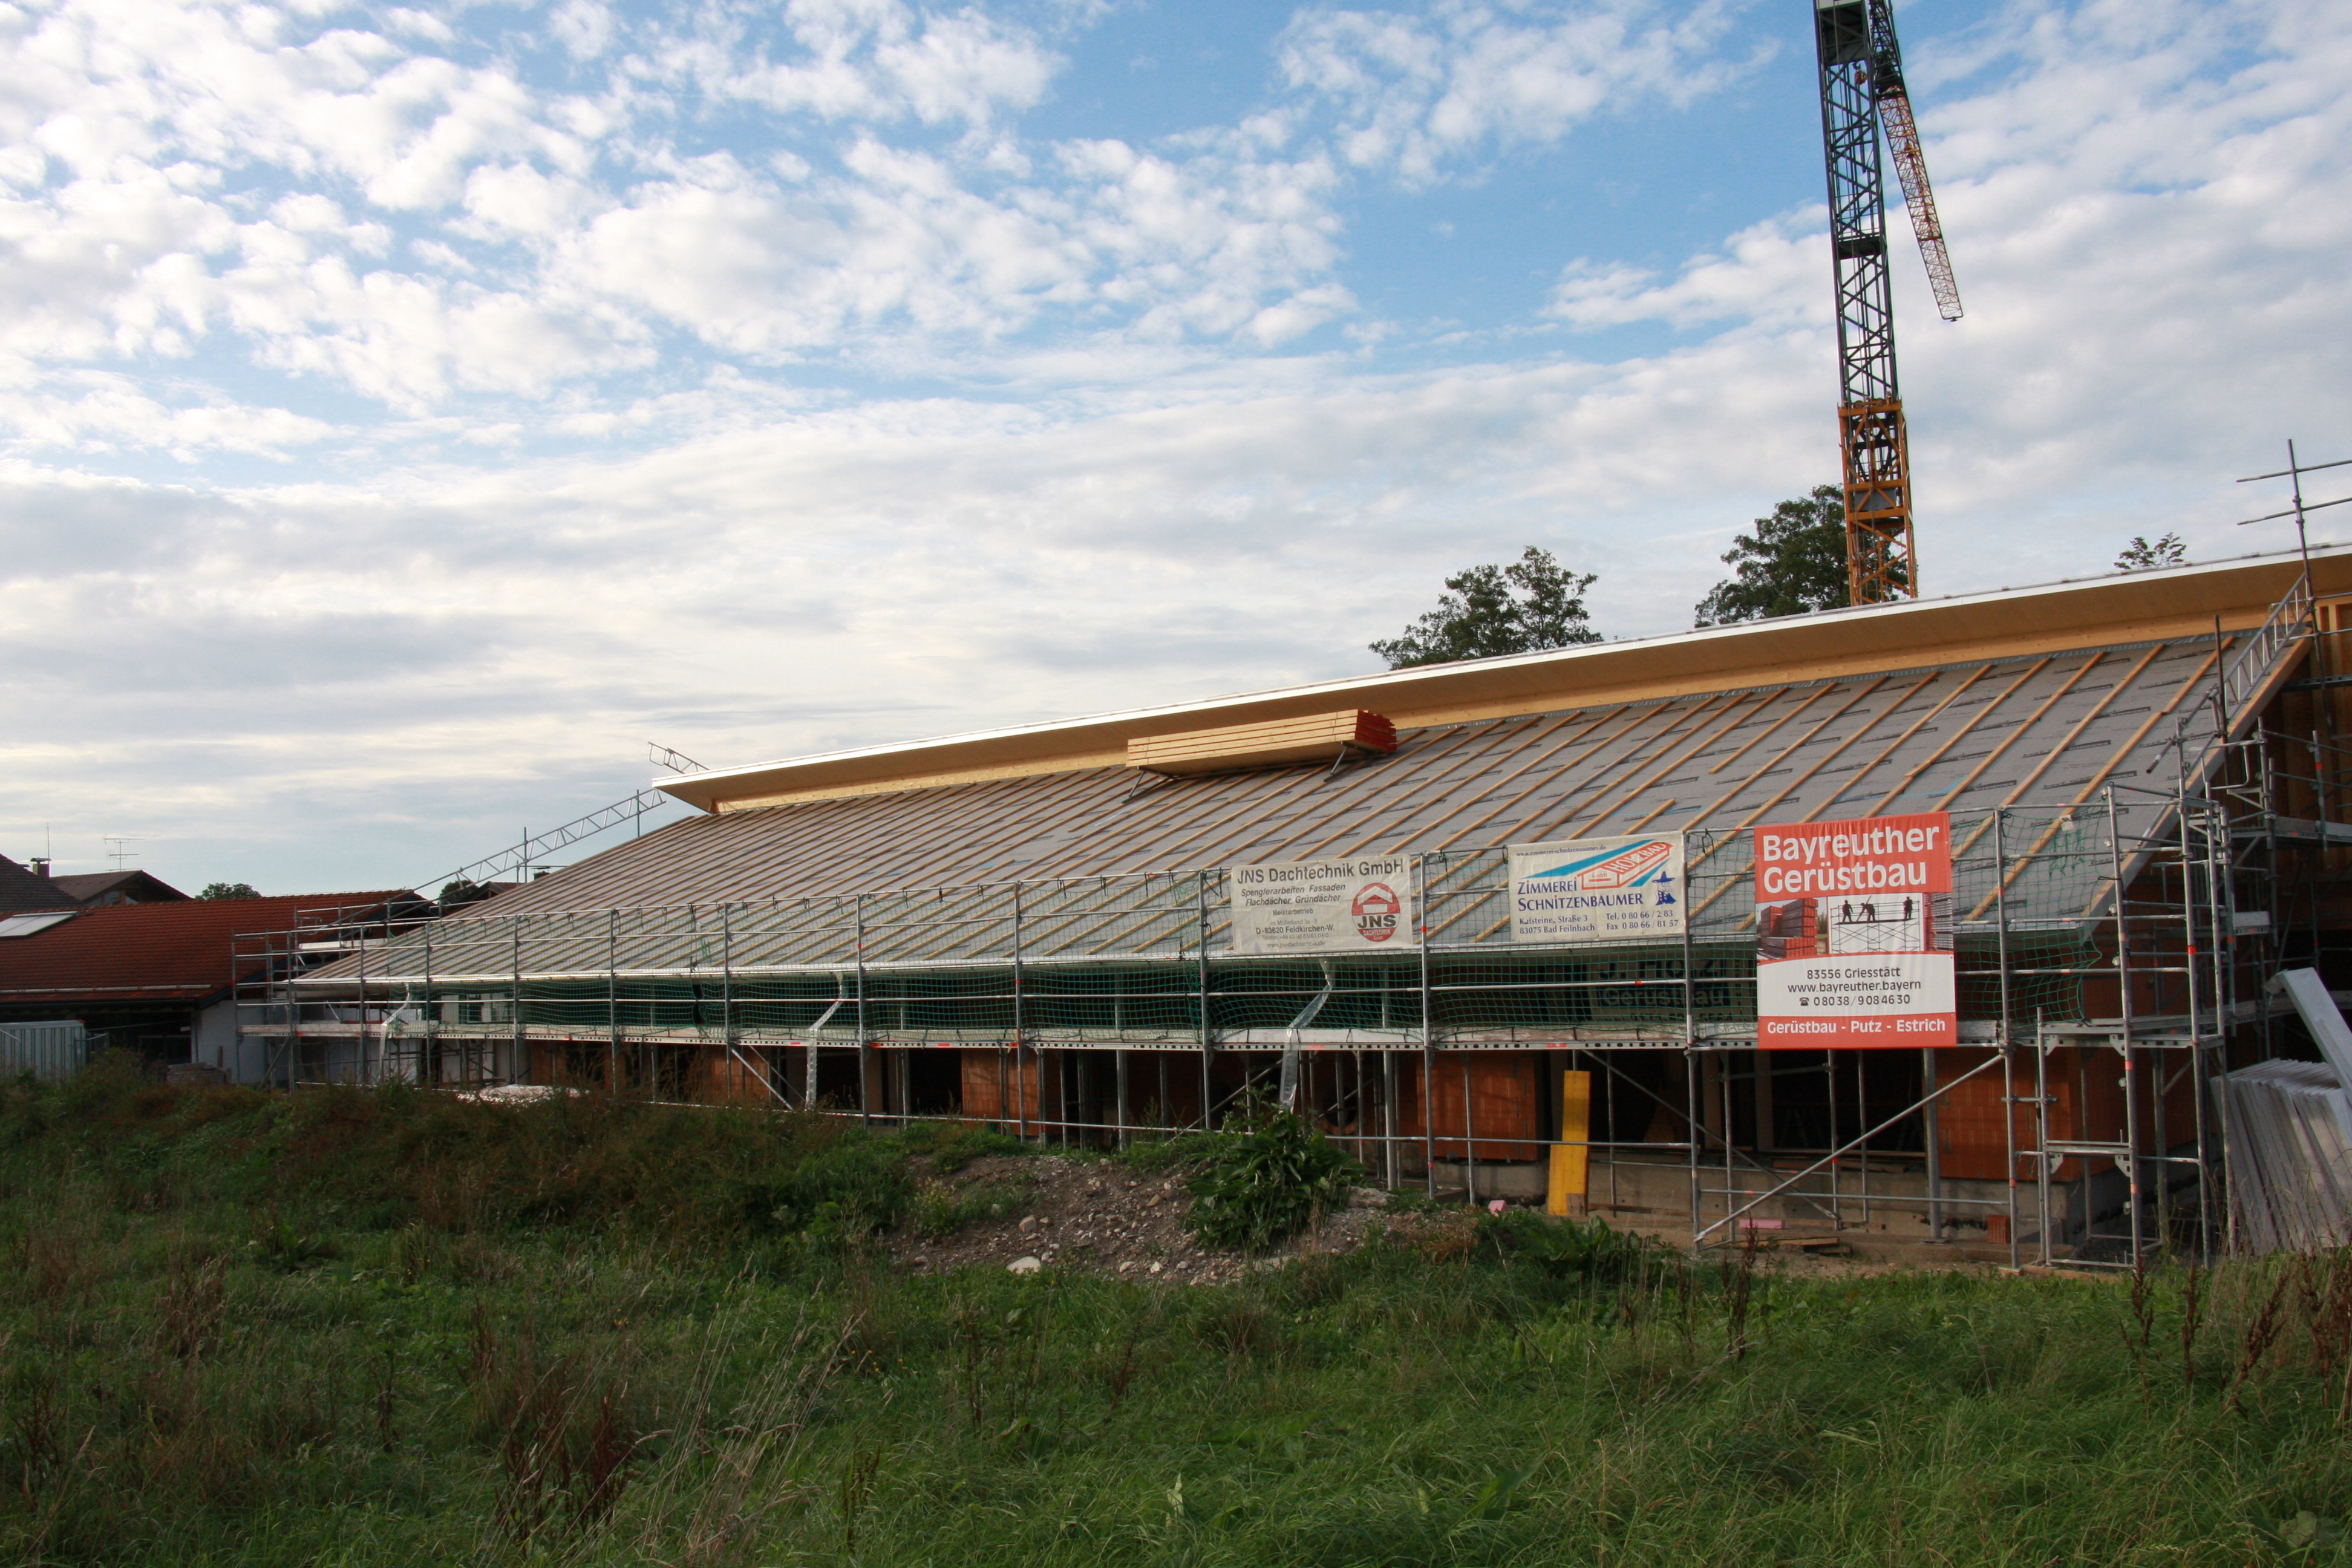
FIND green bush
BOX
[1183,1109,1363,1253]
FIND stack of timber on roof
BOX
[1128,710,1397,776]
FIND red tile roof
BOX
[0,893,413,1005]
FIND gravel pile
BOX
[889,1155,1388,1285]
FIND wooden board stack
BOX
[1125,710,1398,777]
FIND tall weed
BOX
[1183,1106,1362,1253]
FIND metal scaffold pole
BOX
[1685,1050,1702,1250]
[720,903,739,1097]
[2108,786,2145,1263]
[1009,883,1025,1140]
[1382,1048,1399,1191]
[354,920,369,1089]
[1993,806,2021,1269]
[421,924,434,1091]
[1417,853,1436,1199]
[511,915,524,1094]
[1197,873,1214,1134]
[284,930,299,1093]
[856,893,871,1128]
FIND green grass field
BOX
[4,1059,2350,1566]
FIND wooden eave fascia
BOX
[667,546,2352,814]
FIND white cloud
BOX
[677,0,1061,129]
[549,0,614,60]
[1278,0,1760,183]
[874,8,1059,126]
[384,8,455,45]
[0,368,336,456]
[1546,215,1817,331]
[0,0,1371,426]
[460,162,602,238]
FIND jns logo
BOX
[1351,883,1402,942]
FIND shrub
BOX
[1183,1109,1362,1253]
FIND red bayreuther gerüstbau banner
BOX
[1753,811,1956,1048]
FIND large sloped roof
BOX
[498,635,2226,910]
[325,629,2245,993]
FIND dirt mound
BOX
[891,1154,1390,1285]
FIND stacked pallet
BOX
[1125,710,1398,777]
[2226,969,2352,1252]
[2223,1060,2352,1253]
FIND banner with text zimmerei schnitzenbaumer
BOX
[1226,856,1419,957]
[1754,812,1955,1048]
[1508,833,1685,944]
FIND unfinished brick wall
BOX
[1398,1051,1545,1161]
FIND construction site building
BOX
[244,545,2352,1266]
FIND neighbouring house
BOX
[0,891,417,1078]
[47,869,190,906]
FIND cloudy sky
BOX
[1,0,2346,895]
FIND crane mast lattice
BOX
[1813,0,1961,606]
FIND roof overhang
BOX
[661,543,2352,814]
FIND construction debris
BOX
[2224,971,2352,1253]
[2221,1059,2352,1253]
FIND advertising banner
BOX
[1753,812,1956,1048]
[1227,855,1417,956]
[1508,833,1686,944]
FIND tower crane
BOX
[1813,0,1962,606]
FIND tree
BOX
[1370,546,1601,669]
[1693,485,1852,627]
[439,878,496,909]
[196,881,260,900]
[2115,532,2186,571]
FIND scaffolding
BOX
[237,580,2352,1268]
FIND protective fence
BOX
[244,799,2237,1074]
[216,779,2296,1275]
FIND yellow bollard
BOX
[1547,1069,1591,1217]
